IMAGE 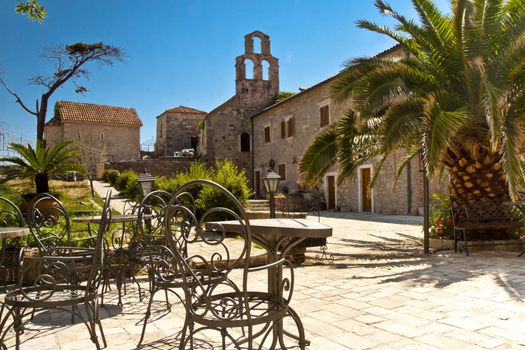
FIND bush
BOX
[115,170,138,193]
[156,161,212,197]
[197,159,252,218]
[102,169,120,186]
[430,193,454,240]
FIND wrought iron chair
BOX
[165,180,305,350]
[0,190,112,350]
[136,189,183,345]
[0,197,25,290]
[26,193,97,256]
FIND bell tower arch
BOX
[235,31,279,97]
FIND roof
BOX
[51,101,142,127]
[162,105,207,115]
[252,44,404,119]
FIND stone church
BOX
[44,100,142,177]
[195,31,446,215]
[200,31,279,183]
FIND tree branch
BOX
[0,77,37,116]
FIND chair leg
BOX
[138,287,158,346]
[84,301,101,350]
[463,229,469,256]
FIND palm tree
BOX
[1,141,84,193]
[300,0,525,208]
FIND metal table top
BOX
[208,218,332,239]
[72,214,142,224]
[0,227,30,240]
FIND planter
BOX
[430,238,525,252]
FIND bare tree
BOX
[0,42,123,142]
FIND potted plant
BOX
[0,141,85,195]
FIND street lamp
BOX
[137,170,155,197]
[87,172,95,198]
[419,153,430,254]
[263,169,281,218]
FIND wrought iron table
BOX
[72,214,144,305]
[208,218,332,348]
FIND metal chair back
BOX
[0,196,24,227]
[26,193,71,255]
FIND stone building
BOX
[44,100,142,177]
[155,105,206,157]
[201,31,279,181]
[251,46,447,215]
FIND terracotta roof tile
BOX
[53,101,142,127]
[164,106,207,114]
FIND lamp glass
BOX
[137,172,155,196]
[263,170,281,193]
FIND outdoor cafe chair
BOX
[135,189,186,345]
[0,190,112,350]
[0,196,25,291]
[26,193,97,257]
[164,179,302,350]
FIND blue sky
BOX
[0,0,449,146]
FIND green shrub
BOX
[156,161,212,196]
[115,170,138,192]
[102,169,120,186]
[197,159,252,218]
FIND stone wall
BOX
[155,110,205,157]
[252,45,448,215]
[105,157,192,177]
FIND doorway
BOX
[254,171,261,198]
[360,167,372,212]
[326,175,336,210]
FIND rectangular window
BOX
[280,121,286,139]
[278,163,286,180]
[320,105,329,127]
[264,126,271,143]
[287,118,294,137]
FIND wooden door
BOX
[361,168,372,212]
[327,175,336,210]
[255,171,261,198]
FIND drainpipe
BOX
[406,161,412,215]
[251,116,254,191]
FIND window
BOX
[320,105,329,127]
[287,117,294,137]
[264,125,271,143]
[191,136,198,150]
[100,133,104,140]
[245,59,254,79]
[280,121,286,139]
[278,163,286,180]
[240,132,250,152]
[76,131,81,140]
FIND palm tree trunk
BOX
[35,173,49,194]
[444,146,510,208]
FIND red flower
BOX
[445,218,453,226]
[435,218,442,226]
[437,229,444,236]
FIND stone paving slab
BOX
[3,211,525,349]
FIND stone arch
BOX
[240,132,250,152]
[252,36,262,54]
[261,60,270,80]
[244,58,254,79]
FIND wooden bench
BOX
[451,200,524,256]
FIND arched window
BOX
[252,36,262,54]
[240,132,250,152]
[244,59,254,79]
[261,60,270,80]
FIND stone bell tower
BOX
[202,31,279,187]
[235,31,279,103]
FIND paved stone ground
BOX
[3,190,525,349]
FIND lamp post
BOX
[263,169,281,218]
[419,153,430,254]
[87,172,95,198]
[137,170,155,198]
